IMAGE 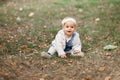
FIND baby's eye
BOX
[66,26,69,28]
[71,26,74,28]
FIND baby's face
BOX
[63,21,76,37]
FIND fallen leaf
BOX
[21,45,28,53]
[19,7,23,11]
[38,44,44,48]
[16,16,21,22]
[67,63,72,66]
[26,37,31,41]
[85,75,92,80]
[22,45,28,49]
[112,42,117,45]
[107,56,112,60]
[40,78,44,80]
[105,76,111,80]
[28,12,34,17]
[95,18,100,22]
[105,52,111,56]
[98,66,106,72]
[0,45,2,49]
[78,8,83,12]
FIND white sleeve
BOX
[72,33,82,52]
[54,32,66,56]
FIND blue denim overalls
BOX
[64,33,75,52]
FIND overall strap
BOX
[69,32,76,43]
[64,33,76,51]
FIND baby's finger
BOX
[61,55,67,58]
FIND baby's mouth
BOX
[67,31,71,33]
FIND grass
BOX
[0,0,119,56]
[0,0,120,80]
[0,0,119,55]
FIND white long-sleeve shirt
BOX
[50,29,82,56]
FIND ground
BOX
[0,0,120,80]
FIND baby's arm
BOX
[72,33,82,52]
[54,32,66,57]
[71,33,84,57]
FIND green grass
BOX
[0,0,119,55]
[0,1,120,80]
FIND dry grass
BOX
[0,0,120,80]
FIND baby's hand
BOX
[60,54,67,58]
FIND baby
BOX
[41,17,84,58]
